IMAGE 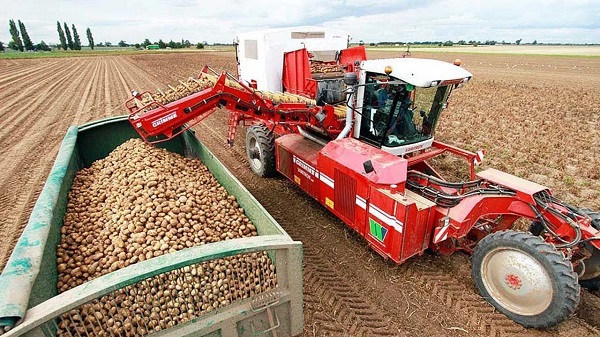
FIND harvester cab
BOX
[352,58,472,156]
[235,26,472,157]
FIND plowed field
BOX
[0,50,598,337]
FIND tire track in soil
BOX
[0,58,100,270]
[402,268,528,336]
[435,253,600,334]
[192,111,600,337]
[196,122,407,337]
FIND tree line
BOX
[0,19,203,52]
[368,38,536,47]
[1,19,95,52]
[107,38,204,49]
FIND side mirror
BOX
[363,160,374,174]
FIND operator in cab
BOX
[385,84,418,145]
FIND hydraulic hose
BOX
[531,191,583,248]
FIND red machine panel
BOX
[397,192,435,263]
[317,152,363,232]
[365,187,403,262]
[282,49,314,98]
[276,134,322,199]
[320,138,408,188]
[338,46,367,72]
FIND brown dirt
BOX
[0,51,599,337]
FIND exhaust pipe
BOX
[337,72,358,140]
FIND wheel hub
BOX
[249,148,260,159]
[248,137,262,170]
[504,273,522,290]
[481,247,553,316]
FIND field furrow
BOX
[0,57,155,270]
[0,59,62,89]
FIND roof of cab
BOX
[362,58,472,87]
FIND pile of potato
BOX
[310,61,343,74]
[136,72,315,110]
[130,70,347,121]
[56,139,276,336]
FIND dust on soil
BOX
[0,51,598,337]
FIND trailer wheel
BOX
[471,230,580,328]
[246,125,276,177]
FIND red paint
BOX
[505,274,522,290]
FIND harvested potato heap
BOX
[135,72,347,117]
[310,61,343,74]
[56,139,276,336]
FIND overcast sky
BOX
[0,0,598,46]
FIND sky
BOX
[0,0,598,46]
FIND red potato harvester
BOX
[126,26,600,328]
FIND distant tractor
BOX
[127,26,600,328]
[146,44,159,50]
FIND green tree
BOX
[64,22,74,50]
[86,28,94,50]
[532,39,538,45]
[515,38,522,45]
[142,38,151,47]
[9,19,23,51]
[118,40,128,47]
[18,20,34,50]
[56,21,67,50]
[36,40,51,51]
[196,42,204,49]
[158,39,166,49]
[0,41,4,52]
[72,24,81,50]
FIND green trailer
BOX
[0,116,303,337]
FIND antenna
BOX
[405,0,427,57]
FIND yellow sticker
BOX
[294,175,301,184]
[325,197,334,209]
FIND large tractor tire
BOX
[245,124,276,177]
[471,230,580,328]
[580,208,600,230]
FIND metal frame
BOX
[5,237,302,337]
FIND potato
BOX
[56,139,276,336]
